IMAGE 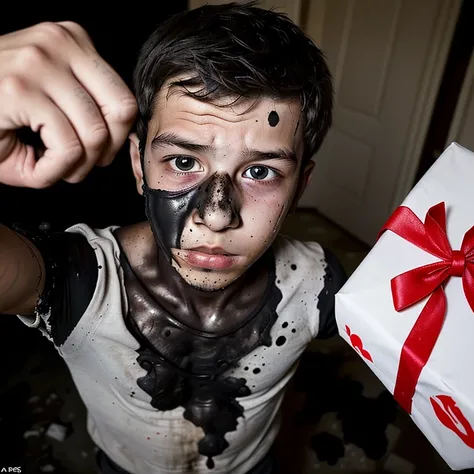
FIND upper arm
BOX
[3,223,99,346]
[0,224,45,315]
[315,248,347,339]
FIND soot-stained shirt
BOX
[16,223,346,474]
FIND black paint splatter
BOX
[268,111,280,127]
[119,226,285,468]
[291,264,297,270]
[282,322,288,328]
[253,368,261,374]
[276,336,286,347]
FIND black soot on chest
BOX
[268,111,280,127]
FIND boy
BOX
[0,3,345,473]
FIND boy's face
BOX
[130,82,313,291]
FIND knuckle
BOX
[64,173,86,184]
[28,174,55,189]
[82,124,109,152]
[16,44,48,71]
[34,21,70,44]
[58,21,86,36]
[59,21,92,43]
[0,75,27,97]
[34,180,53,189]
[56,140,84,164]
[108,96,138,124]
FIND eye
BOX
[169,156,202,172]
[243,165,278,180]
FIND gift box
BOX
[335,142,474,470]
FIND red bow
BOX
[378,202,474,413]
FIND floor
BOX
[0,209,467,473]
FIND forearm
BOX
[0,224,44,314]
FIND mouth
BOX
[175,246,239,270]
[191,246,236,256]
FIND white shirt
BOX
[17,223,336,474]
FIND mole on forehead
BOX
[268,111,280,127]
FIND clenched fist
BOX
[0,21,137,188]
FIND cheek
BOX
[240,191,288,238]
[242,179,293,213]
[143,159,165,188]
[179,225,210,248]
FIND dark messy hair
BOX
[133,1,333,164]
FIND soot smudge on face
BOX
[143,172,239,264]
[268,111,280,127]
[198,173,237,223]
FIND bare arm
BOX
[0,224,45,315]
[0,22,137,314]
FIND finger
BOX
[55,21,96,52]
[69,52,137,166]
[42,69,109,181]
[1,21,137,167]
[0,77,83,188]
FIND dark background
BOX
[0,3,188,231]
[0,9,188,468]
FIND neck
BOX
[133,224,270,334]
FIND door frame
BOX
[389,0,462,211]
[446,50,474,147]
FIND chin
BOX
[179,275,233,292]
[187,281,225,292]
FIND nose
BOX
[193,173,240,232]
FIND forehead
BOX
[149,83,304,157]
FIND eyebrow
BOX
[151,132,297,164]
[151,132,212,154]
[242,148,297,165]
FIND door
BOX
[299,0,461,245]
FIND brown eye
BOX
[175,156,196,171]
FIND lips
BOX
[345,325,373,363]
[192,246,235,256]
[177,246,239,270]
[430,395,474,448]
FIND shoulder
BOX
[15,222,124,346]
[271,233,347,339]
[271,233,326,270]
[271,233,345,279]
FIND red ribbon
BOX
[377,202,474,413]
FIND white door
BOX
[298,0,461,245]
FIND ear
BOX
[289,160,314,213]
[129,133,144,195]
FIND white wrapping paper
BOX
[335,143,474,470]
